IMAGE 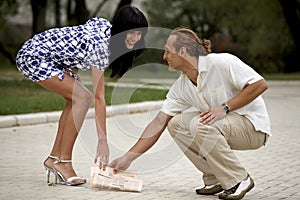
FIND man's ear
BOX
[179,46,187,56]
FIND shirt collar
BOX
[198,56,207,73]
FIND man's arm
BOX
[200,79,268,124]
[226,79,268,111]
[109,111,173,171]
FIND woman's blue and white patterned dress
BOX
[16,17,111,81]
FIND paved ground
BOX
[0,81,300,200]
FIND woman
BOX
[16,5,148,186]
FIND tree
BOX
[31,0,47,34]
[91,0,109,17]
[143,0,295,73]
[67,0,89,25]
[0,0,19,64]
[278,0,300,72]
[113,0,132,17]
[54,0,60,27]
[74,0,89,24]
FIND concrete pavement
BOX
[0,81,300,200]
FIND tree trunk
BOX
[113,0,132,19]
[91,0,109,17]
[67,0,89,25]
[67,0,73,23]
[31,0,47,35]
[278,0,300,72]
[55,0,60,27]
[116,0,132,10]
[0,42,15,64]
[75,0,89,24]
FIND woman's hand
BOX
[94,139,110,169]
[199,105,226,125]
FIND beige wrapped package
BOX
[90,166,143,192]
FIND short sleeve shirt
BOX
[16,17,111,81]
[161,53,271,135]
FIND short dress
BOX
[16,17,112,81]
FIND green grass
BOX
[0,79,168,115]
[0,59,169,115]
[0,57,299,115]
[0,79,66,114]
[262,72,300,80]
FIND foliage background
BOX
[0,0,299,115]
[0,0,300,74]
[142,0,296,73]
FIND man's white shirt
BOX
[161,53,271,135]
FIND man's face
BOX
[163,35,184,71]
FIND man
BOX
[109,28,271,200]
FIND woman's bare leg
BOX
[44,99,72,168]
[38,73,92,180]
[52,99,72,155]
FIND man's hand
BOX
[108,112,172,173]
[108,154,133,173]
[199,105,226,125]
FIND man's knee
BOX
[167,114,182,138]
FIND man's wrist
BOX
[222,103,230,113]
[125,151,140,162]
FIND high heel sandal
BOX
[43,155,59,183]
[53,159,86,186]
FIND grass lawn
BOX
[0,78,168,115]
[262,72,300,80]
[0,58,299,115]
[0,79,66,114]
[0,60,170,115]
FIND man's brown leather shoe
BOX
[195,183,223,195]
[218,175,254,200]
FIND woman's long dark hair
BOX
[109,5,148,78]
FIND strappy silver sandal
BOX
[43,155,59,183]
[53,159,86,186]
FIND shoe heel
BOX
[54,170,65,185]
[53,159,86,186]
[43,155,59,184]
[45,169,51,183]
[54,171,58,184]
[45,167,55,183]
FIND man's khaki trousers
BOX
[167,112,267,190]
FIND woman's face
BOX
[125,30,142,49]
